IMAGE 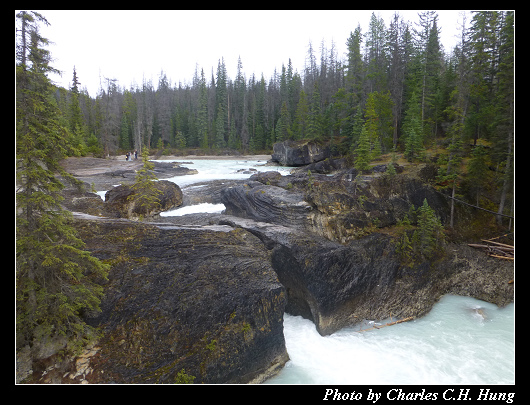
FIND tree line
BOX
[55,11,513,224]
[55,12,511,156]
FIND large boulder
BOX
[221,181,312,229]
[59,184,107,217]
[271,140,330,166]
[104,180,183,219]
[66,217,288,384]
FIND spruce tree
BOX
[214,59,228,149]
[119,114,130,149]
[276,101,292,142]
[215,103,226,149]
[345,25,364,102]
[128,148,162,216]
[16,11,109,357]
[402,90,424,161]
[363,92,381,160]
[412,198,445,259]
[467,145,489,205]
[69,66,83,132]
[228,120,240,150]
[354,126,371,172]
[293,90,309,139]
[197,69,209,149]
[307,82,322,140]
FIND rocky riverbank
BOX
[60,156,198,190]
[22,152,513,384]
[173,167,513,336]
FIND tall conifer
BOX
[16,11,109,357]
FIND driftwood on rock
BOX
[468,239,514,261]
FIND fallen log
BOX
[468,243,513,252]
[481,239,514,249]
[487,254,514,261]
[468,241,514,260]
[357,316,414,333]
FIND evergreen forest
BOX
[49,11,514,224]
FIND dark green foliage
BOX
[466,145,490,204]
[395,199,446,265]
[354,126,371,172]
[402,90,424,161]
[276,101,292,141]
[197,69,209,149]
[128,149,162,214]
[16,11,109,357]
[413,198,446,258]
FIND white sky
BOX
[28,10,469,97]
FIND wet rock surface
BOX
[71,217,288,384]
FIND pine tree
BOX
[69,66,83,132]
[363,92,381,160]
[128,148,162,216]
[276,101,292,142]
[197,69,209,149]
[412,198,445,259]
[293,90,309,139]
[16,11,109,356]
[307,82,322,140]
[467,145,489,205]
[492,11,514,225]
[354,125,371,172]
[402,90,424,161]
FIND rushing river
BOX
[159,158,291,216]
[266,295,514,384]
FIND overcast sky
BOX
[28,10,469,97]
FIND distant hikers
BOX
[125,150,138,161]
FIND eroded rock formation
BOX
[71,216,288,384]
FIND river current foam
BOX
[266,295,514,384]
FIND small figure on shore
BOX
[126,151,130,161]
[134,149,138,160]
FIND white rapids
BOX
[265,295,514,384]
